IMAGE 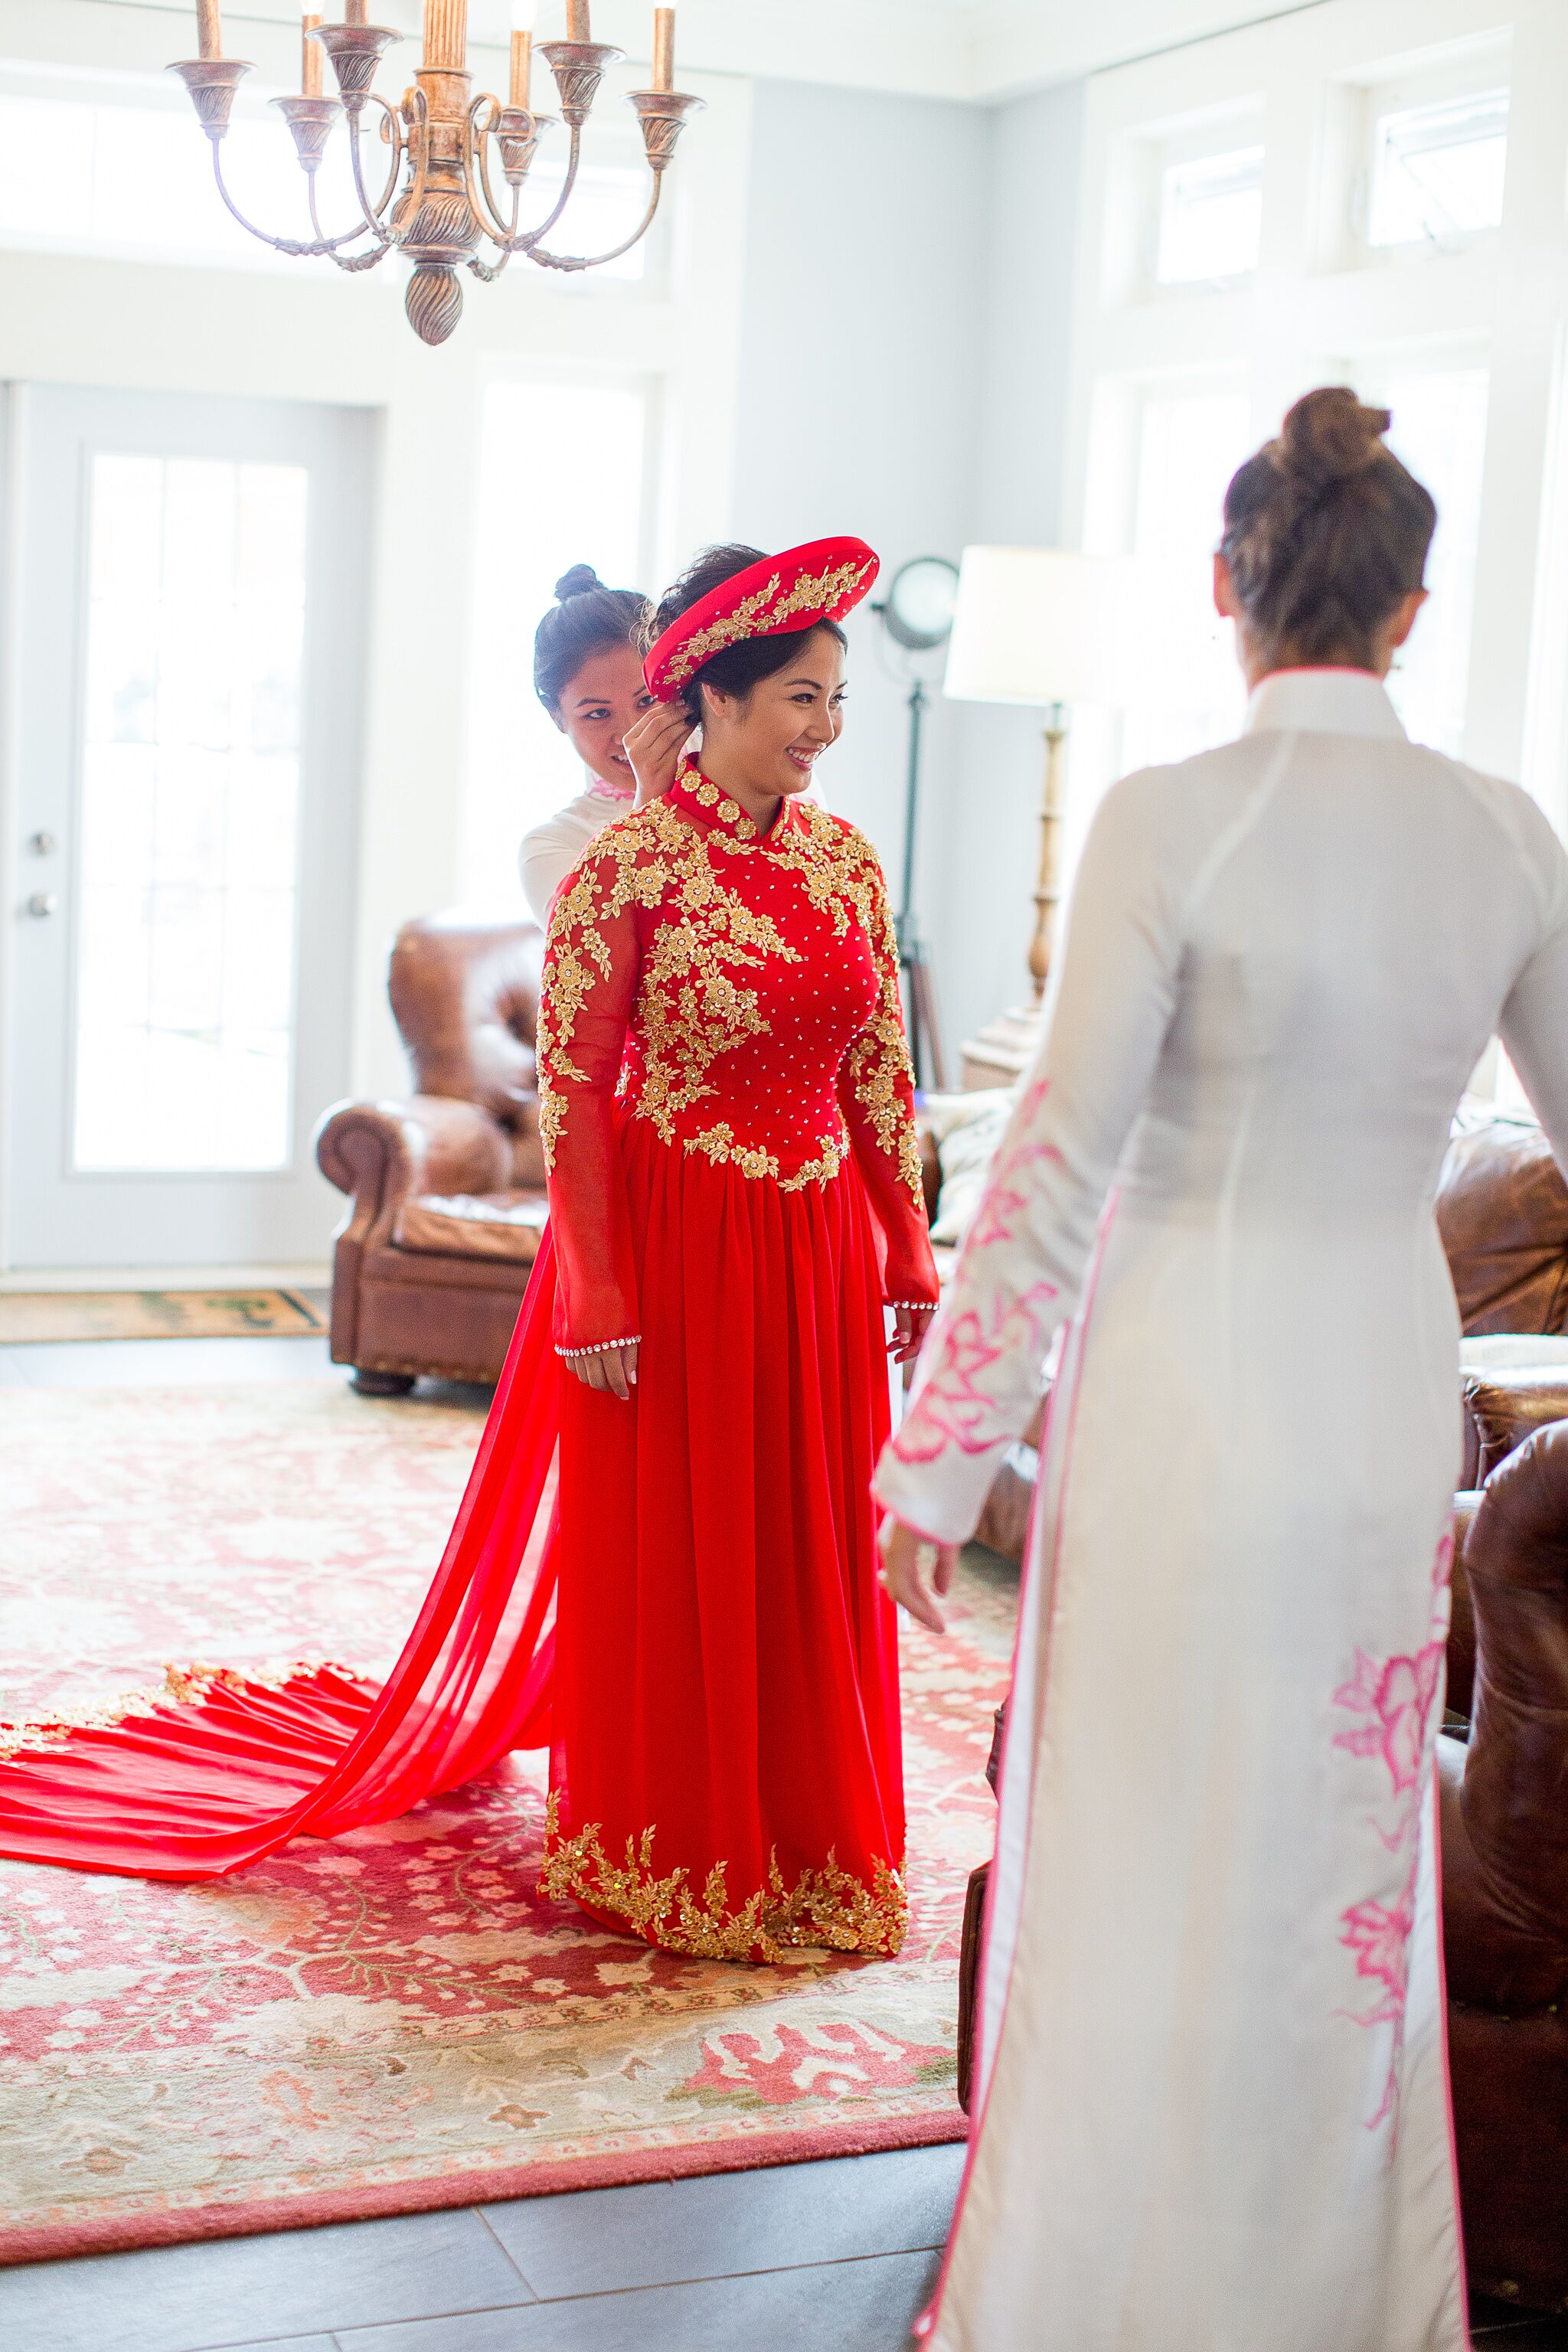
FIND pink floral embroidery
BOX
[892,1280,1059,1463]
[1331,1527,1452,2137]
[966,1078,1063,1252]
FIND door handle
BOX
[24,892,58,918]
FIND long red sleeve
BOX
[537,837,645,1352]
[836,845,941,1308]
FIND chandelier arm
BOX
[514,120,586,252]
[469,178,524,280]
[463,94,519,247]
[344,110,400,247]
[208,139,371,256]
[306,171,391,270]
[360,93,407,227]
[528,172,662,273]
[387,83,433,247]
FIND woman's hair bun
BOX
[1277,386,1392,488]
[554,562,602,602]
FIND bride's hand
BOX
[626,704,693,809]
[566,1340,640,1401]
[878,1515,958,1635]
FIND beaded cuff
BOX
[556,1337,642,1360]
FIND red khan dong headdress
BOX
[642,537,880,702]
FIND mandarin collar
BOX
[669,758,800,845]
[1243,667,1408,740]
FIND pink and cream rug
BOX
[0,1380,1009,2263]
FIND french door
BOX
[5,386,369,1270]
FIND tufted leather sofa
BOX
[313,913,548,1392]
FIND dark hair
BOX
[647,543,848,727]
[534,563,652,717]
[1219,387,1437,670]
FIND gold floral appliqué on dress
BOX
[539,1790,907,1961]
[537,785,923,1204]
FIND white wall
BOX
[729,78,988,940]
[936,80,1086,1065]
[727,75,1088,1077]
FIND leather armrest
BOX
[1465,1370,1568,1483]
[1444,1423,1568,2011]
[313,1095,512,1246]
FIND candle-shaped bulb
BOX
[196,0,223,58]
[302,7,323,96]
[652,3,675,91]
[565,0,590,41]
[509,0,535,107]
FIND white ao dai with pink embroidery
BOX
[876,669,1568,2352]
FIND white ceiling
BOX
[42,0,1317,103]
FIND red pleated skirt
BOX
[0,1125,906,1965]
[544,1119,906,1959]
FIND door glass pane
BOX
[73,453,308,1171]
[1367,367,1490,755]
[1120,388,1253,772]
[463,380,648,900]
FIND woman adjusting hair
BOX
[879,388,1568,2350]
[518,564,656,929]
[0,538,940,1974]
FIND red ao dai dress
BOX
[0,765,938,1964]
[537,759,939,1958]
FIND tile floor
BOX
[0,2146,959,2352]
[4,1331,1567,2349]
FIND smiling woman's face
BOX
[553,642,657,786]
[701,627,848,798]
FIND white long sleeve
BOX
[874,765,1192,1545]
[518,789,622,929]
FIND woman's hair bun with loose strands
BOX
[533,564,652,717]
[647,543,850,729]
[1220,386,1438,672]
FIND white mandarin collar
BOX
[1243,668,1407,741]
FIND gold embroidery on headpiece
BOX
[658,556,877,691]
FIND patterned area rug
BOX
[0,1381,1011,2263]
[0,1290,326,1344]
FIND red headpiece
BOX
[642,537,880,702]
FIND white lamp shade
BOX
[944,547,1150,708]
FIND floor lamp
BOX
[873,555,961,1092]
[942,547,1139,1083]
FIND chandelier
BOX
[170,2,702,345]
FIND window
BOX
[1155,146,1264,285]
[1358,364,1490,755]
[1367,88,1508,250]
[1119,387,1253,773]
[463,378,652,902]
[74,455,309,1171]
[0,83,648,281]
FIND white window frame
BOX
[1060,0,1568,839]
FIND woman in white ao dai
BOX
[877,390,1568,2350]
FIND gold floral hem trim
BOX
[538,1789,907,1962]
[0,1658,357,1763]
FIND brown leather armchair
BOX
[313,913,548,1392]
